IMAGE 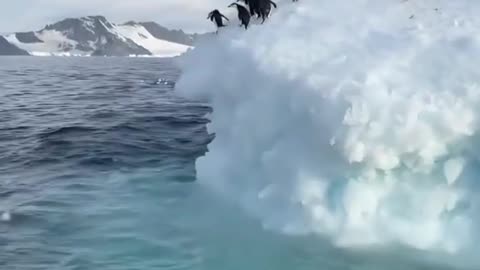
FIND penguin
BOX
[207,9,229,32]
[237,0,275,22]
[258,0,277,23]
[237,0,258,16]
[228,3,251,29]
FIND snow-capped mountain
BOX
[137,22,198,46]
[0,16,196,57]
[115,21,191,57]
[0,36,29,55]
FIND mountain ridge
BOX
[0,36,30,55]
[0,15,207,57]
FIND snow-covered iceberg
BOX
[176,0,480,255]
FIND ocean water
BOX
[0,57,473,270]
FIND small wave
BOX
[87,110,118,119]
[107,124,146,133]
[79,156,117,167]
[0,126,32,132]
[38,126,97,139]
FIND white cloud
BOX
[1,0,236,33]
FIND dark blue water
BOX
[0,57,214,269]
[0,57,473,270]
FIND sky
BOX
[0,0,228,34]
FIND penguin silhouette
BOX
[237,0,258,16]
[258,0,277,23]
[207,9,229,33]
[228,3,251,29]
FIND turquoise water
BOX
[0,57,472,270]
